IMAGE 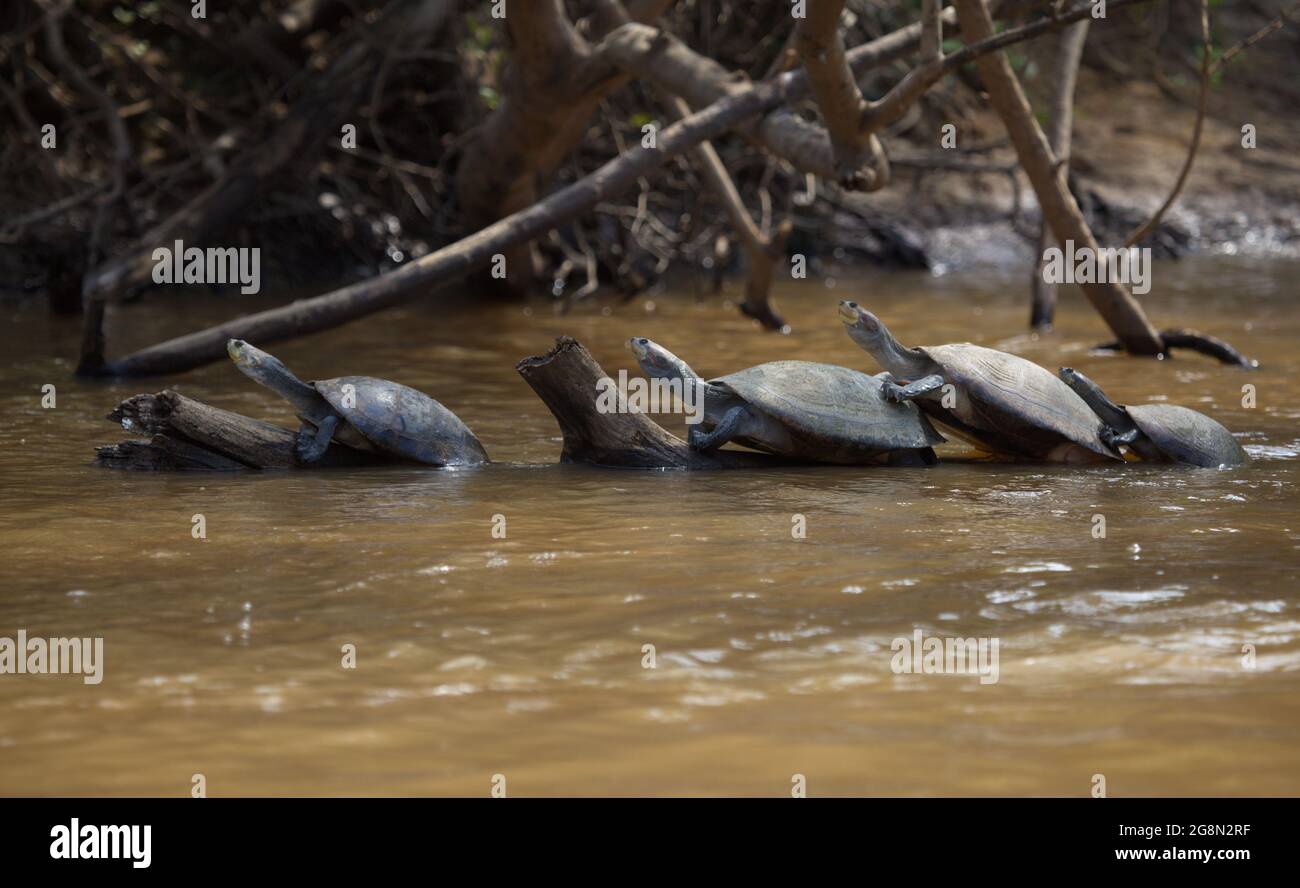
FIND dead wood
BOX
[96,391,387,470]
[515,337,787,469]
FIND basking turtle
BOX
[1059,367,1248,468]
[226,339,488,466]
[628,338,946,465]
[839,301,1120,463]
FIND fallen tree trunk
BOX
[88,76,785,378]
[516,337,785,469]
[96,391,387,470]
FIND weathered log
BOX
[95,437,248,472]
[97,391,387,470]
[515,337,787,469]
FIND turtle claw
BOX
[688,405,747,452]
[686,426,714,452]
[688,424,728,453]
[295,429,324,464]
[295,415,339,464]
[882,373,943,403]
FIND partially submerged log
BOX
[96,391,386,470]
[516,337,787,469]
[97,342,789,471]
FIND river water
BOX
[1,255,1297,796]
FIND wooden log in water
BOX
[98,342,789,472]
[95,391,385,470]
[515,337,787,470]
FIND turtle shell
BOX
[314,376,488,466]
[1126,403,1248,468]
[711,361,943,462]
[919,344,1119,460]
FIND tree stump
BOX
[515,337,788,469]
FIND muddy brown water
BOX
[1,256,1297,796]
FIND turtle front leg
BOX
[881,372,944,403]
[296,414,340,464]
[687,406,748,452]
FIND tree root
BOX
[1094,329,1259,367]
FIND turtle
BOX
[1058,367,1249,468]
[226,339,488,466]
[628,337,946,466]
[838,301,1121,463]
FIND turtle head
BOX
[1058,366,1087,391]
[839,300,880,332]
[628,337,699,384]
[1059,367,1128,428]
[838,302,930,378]
[1058,366,1105,403]
[840,300,904,361]
[839,300,886,347]
[227,339,294,388]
